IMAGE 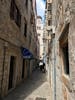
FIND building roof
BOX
[37,16,42,19]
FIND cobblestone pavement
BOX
[3,69,51,100]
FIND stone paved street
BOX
[3,69,51,100]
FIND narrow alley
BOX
[3,69,51,100]
[1,0,75,99]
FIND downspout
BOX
[53,34,56,100]
[52,33,56,100]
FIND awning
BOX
[21,47,34,59]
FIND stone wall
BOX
[69,15,75,91]
[49,0,75,100]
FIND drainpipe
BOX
[54,35,56,100]
[52,33,56,100]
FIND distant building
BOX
[43,0,52,65]
[36,16,43,60]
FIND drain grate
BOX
[35,97,47,100]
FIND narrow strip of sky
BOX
[36,0,46,23]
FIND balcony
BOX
[46,26,52,31]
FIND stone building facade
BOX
[45,0,75,100]
[43,0,52,81]
[0,0,38,97]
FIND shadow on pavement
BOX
[0,96,3,100]
[3,69,47,100]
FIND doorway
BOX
[22,59,25,79]
[8,56,16,90]
[59,23,69,75]
[27,60,30,77]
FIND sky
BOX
[36,0,46,23]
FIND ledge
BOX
[62,74,72,92]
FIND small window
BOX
[48,3,52,10]
[48,20,51,26]
[37,26,41,30]
[37,26,39,30]
[24,22,27,37]
[15,7,21,27]
[39,27,41,30]
[22,59,25,79]
[38,34,40,36]
[44,47,45,52]
[30,0,33,8]
[10,0,21,28]
[29,35,31,46]
[10,0,15,19]
[38,19,41,24]
[30,14,34,24]
[48,3,52,14]
[25,0,28,8]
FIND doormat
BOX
[35,97,47,100]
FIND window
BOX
[24,22,27,37]
[48,32,49,36]
[15,8,21,27]
[37,26,41,30]
[25,0,28,8]
[29,35,31,46]
[62,42,69,75]
[44,47,45,52]
[48,20,51,26]
[22,59,25,79]
[10,0,15,19]
[39,27,41,30]
[10,0,21,27]
[30,0,33,8]
[48,3,52,10]
[30,14,34,24]
[38,19,41,24]
[48,3,52,14]
[38,34,40,36]
[37,27,38,29]
[8,56,16,90]
[59,23,69,75]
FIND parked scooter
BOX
[39,61,46,73]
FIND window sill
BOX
[62,74,72,92]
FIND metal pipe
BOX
[53,34,56,100]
